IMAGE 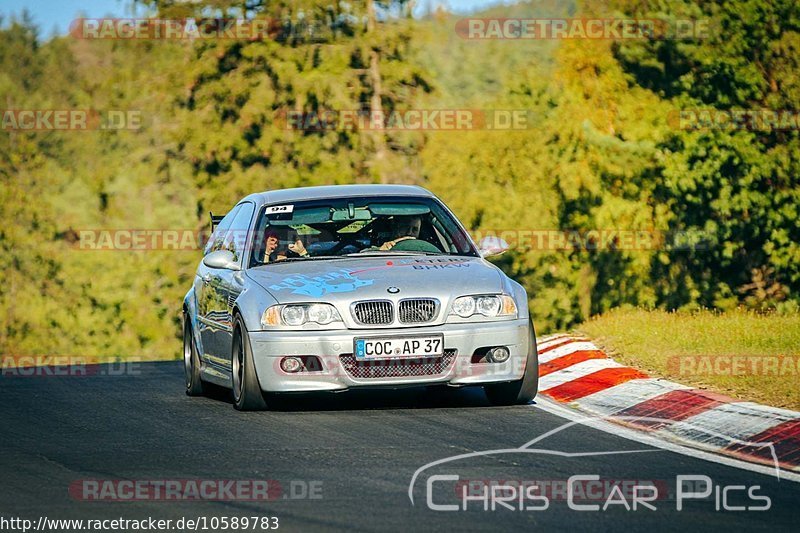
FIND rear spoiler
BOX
[210,212,225,231]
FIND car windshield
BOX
[248,196,478,267]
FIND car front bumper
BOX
[249,319,533,392]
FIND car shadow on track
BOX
[199,381,535,412]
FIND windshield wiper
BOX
[346,250,447,257]
[261,255,346,264]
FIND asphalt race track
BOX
[1,361,798,532]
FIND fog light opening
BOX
[280,356,303,373]
[487,347,510,363]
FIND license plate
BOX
[354,335,444,360]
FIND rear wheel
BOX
[484,324,538,406]
[231,315,269,411]
[183,317,206,397]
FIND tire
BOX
[484,323,539,406]
[231,314,269,411]
[183,316,206,397]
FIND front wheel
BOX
[231,315,269,411]
[183,317,206,397]
[484,380,529,406]
[484,325,538,406]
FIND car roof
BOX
[241,184,435,206]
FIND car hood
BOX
[245,255,505,304]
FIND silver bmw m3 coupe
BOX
[182,184,538,410]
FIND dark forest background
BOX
[2,0,798,358]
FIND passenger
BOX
[262,230,308,262]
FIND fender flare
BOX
[182,287,204,358]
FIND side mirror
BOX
[202,249,241,271]
[478,236,510,258]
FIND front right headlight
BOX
[449,295,517,319]
[261,303,343,328]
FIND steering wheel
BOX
[326,238,364,255]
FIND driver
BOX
[379,215,422,251]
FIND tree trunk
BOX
[367,0,387,182]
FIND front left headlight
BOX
[261,303,343,328]
[449,295,517,320]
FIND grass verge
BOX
[576,308,800,410]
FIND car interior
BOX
[248,202,465,267]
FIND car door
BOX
[212,201,256,369]
[196,205,240,367]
